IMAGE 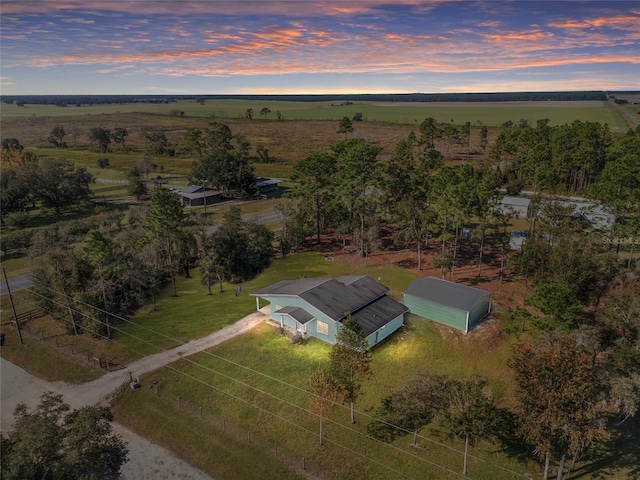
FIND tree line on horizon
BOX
[0,90,614,107]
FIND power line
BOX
[25,279,530,479]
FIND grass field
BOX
[1,98,630,131]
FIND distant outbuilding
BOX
[499,196,531,218]
[404,277,491,333]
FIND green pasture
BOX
[2,99,629,131]
[30,147,192,175]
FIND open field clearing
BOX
[1,99,630,131]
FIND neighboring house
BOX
[404,277,492,334]
[250,275,408,348]
[550,199,614,230]
[255,177,283,194]
[173,185,224,207]
[499,196,531,218]
[532,197,615,231]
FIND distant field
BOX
[0,98,630,131]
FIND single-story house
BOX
[251,275,408,348]
[173,185,224,207]
[255,177,283,194]
[498,196,531,218]
[404,277,491,333]
[550,199,614,230]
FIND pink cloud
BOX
[62,17,95,24]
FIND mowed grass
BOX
[2,99,629,131]
[110,250,536,479]
[114,252,340,356]
[115,315,533,480]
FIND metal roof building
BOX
[404,277,491,333]
[499,196,531,218]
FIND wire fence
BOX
[132,382,335,480]
[12,311,126,373]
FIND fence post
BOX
[274,444,278,456]
[303,457,306,470]
[223,419,226,431]
[178,396,181,408]
[247,431,251,443]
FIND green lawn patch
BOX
[115,316,535,479]
[114,388,306,480]
[114,252,340,356]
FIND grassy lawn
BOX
[114,304,639,479]
[114,316,533,480]
[114,389,307,480]
[114,252,340,356]
[110,250,535,479]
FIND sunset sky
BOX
[1,0,638,95]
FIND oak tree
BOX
[1,392,128,480]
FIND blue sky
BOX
[1,1,638,95]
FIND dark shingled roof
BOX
[275,306,314,324]
[252,278,329,297]
[299,277,388,321]
[252,275,407,338]
[181,185,204,194]
[351,296,409,337]
[404,277,491,312]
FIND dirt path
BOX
[1,309,267,479]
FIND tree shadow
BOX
[491,408,537,465]
[567,415,640,479]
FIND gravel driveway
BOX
[1,309,268,479]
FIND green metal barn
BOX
[404,277,491,333]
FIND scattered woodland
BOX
[1,98,639,480]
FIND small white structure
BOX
[509,230,528,250]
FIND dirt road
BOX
[1,309,268,479]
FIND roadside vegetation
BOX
[1,96,639,479]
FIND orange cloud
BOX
[549,15,640,31]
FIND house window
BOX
[317,321,329,335]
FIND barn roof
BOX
[501,196,531,207]
[404,277,490,313]
[255,177,283,188]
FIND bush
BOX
[3,211,30,230]
[0,229,33,255]
[97,157,110,169]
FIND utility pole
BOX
[2,267,24,345]
[200,178,207,214]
